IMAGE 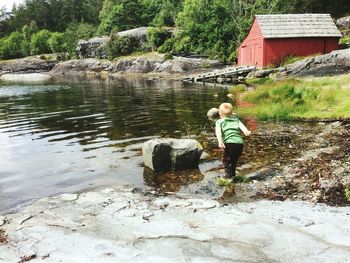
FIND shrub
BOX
[163,52,173,60]
[157,37,176,53]
[0,31,27,59]
[147,27,172,50]
[48,32,67,53]
[64,23,96,56]
[106,34,138,58]
[30,30,52,55]
[345,185,350,202]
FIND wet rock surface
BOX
[1,187,350,262]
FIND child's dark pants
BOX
[222,143,244,178]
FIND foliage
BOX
[48,32,67,53]
[163,52,173,60]
[106,33,139,58]
[229,84,247,94]
[0,31,26,59]
[63,23,97,55]
[147,27,172,50]
[233,175,251,183]
[215,177,233,187]
[237,76,350,120]
[157,37,176,53]
[9,0,103,32]
[98,0,146,34]
[345,185,350,202]
[143,0,183,27]
[279,55,304,66]
[30,29,52,55]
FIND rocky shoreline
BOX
[0,53,222,81]
[1,48,350,82]
[235,121,350,206]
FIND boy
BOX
[215,103,251,179]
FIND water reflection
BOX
[0,78,226,211]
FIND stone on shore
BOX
[0,73,52,82]
[142,138,203,172]
[207,108,220,120]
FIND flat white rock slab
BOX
[0,73,52,82]
[1,187,350,262]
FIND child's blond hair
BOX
[219,103,233,117]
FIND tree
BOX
[30,29,52,54]
[0,31,26,59]
[98,0,146,34]
[143,0,183,27]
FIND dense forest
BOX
[1,0,349,61]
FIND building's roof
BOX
[256,14,342,38]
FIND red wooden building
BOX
[238,14,342,68]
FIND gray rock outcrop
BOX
[337,16,350,30]
[76,27,150,59]
[76,37,109,59]
[277,49,350,77]
[50,55,222,77]
[142,138,203,172]
[0,58,57,75]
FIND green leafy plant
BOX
[147,27,172,51]
[106,34,139,59]
[215,177,233,187]
[30,29,52,55]
[345,185,350,202]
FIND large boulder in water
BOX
[142,138,203,172]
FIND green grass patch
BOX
[279,55,303,66]
[246,78,273,86]
[233,175,251,183]
[215,177,233,187]
[229,84,247,94]
[237,75,350,120]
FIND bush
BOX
[30,29,52,55]
[147,27,172,50]
[163,52,173,60]
[345,185,350,202]
[64,23,96,56]
[106,34,138,58]
[0,31,27,59]
[48,32,67,53]
[157,37,176,53]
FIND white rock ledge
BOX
[0,73,52,82]
[1,187,350,262]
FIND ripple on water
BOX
[0,80,227,211]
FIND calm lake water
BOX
[0,78,228,211]
[0,78,323,211]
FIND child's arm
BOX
[215,125,225,148]
[239,121,251,136]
